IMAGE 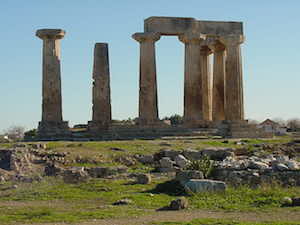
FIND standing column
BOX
[36,29,69,137]
[88,43,112,131]
[132,32,160,126]
[220,35,245,121]
[200,44,213,121]
[209,40,226,121]
[179,32,206,126]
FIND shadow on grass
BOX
[145,180,186,196]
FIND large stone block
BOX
[144,16,243,36]
[184,179,226,193]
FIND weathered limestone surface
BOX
[200,42,212,121]
[132,32,160,126]
[144,16,243,36]
[179,32,206,126]
[145,17,196,35]
[36,29,69,137]
[209,40,226,121]
[220,35,245,121]
[88,43,112,131]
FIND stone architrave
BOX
[132,32,160,126]
[36,29,69,136]
[209,40,226,121]
[88,43,112,131]
[179,32,206,126]
[220,35,245,121]
[200,43,213,121]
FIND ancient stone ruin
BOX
[33,17,269,141]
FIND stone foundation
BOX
[37,121,70,138]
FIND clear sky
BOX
[1,0,300,131]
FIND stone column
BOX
[88,43,112,131]
[209,40,226,121]
[36,29,69,137]
[220,35,245,121]
[132,32,160,126]
[200,44,213,121]
[179,32,206,126]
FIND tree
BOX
[272,118,286,127]
[287,118,300,130]
[3,125,25,141]
[163,114,183,126]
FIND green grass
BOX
[153,218,300,225]
[0,177,300,224]
[0,137,299,224]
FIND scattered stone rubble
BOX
[1,141,300,192]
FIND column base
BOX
[87,120,110,132]
[37,121,70,138]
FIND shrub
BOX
[185,155,214,178]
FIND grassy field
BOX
[154,218,300,225]
[0,137,299,224]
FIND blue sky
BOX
[1,0,300,131]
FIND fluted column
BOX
[220,35,245,121]
[200,44,213,121]
[209,40,226,121]
[36,29,69,137]
[132,32,160,126]
[179,32,206,126]
[88,43,112,131]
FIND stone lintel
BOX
[36,29,66,40]
[144,16,196,35]
[132,32,160,42]
[144,16,243,36]
[196,20,243,36]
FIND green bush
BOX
[185,155,214,178]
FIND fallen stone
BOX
[159,157,174,168]
[174,155,190,168]
[62,168,89,184]
[184,179,226,193]
[136,155,154,164]
[136,173,151,184]
[286,161,299,170]
[162,149,181,160]
[248,161,269,170]
[183,149,202,160]
[169,197,188,210]
[113,198,133,205]
[201,148,234,161]
[274,163,289,171]
[175,170,204,185]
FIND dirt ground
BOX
[19,209,300,225]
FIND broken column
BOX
[210,40,226,121]
[132,32,160,126]
[88,43,112,131]
[179,32,206,126]
[220,35,245,121]
[36,29,69,137]
[200,42,213,121]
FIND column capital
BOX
[132,32,160,43]
[179,32,206,44]
[208,39,226,52]
[36,29,66,40]
[219,35,245,47]
[200,45,212,55]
